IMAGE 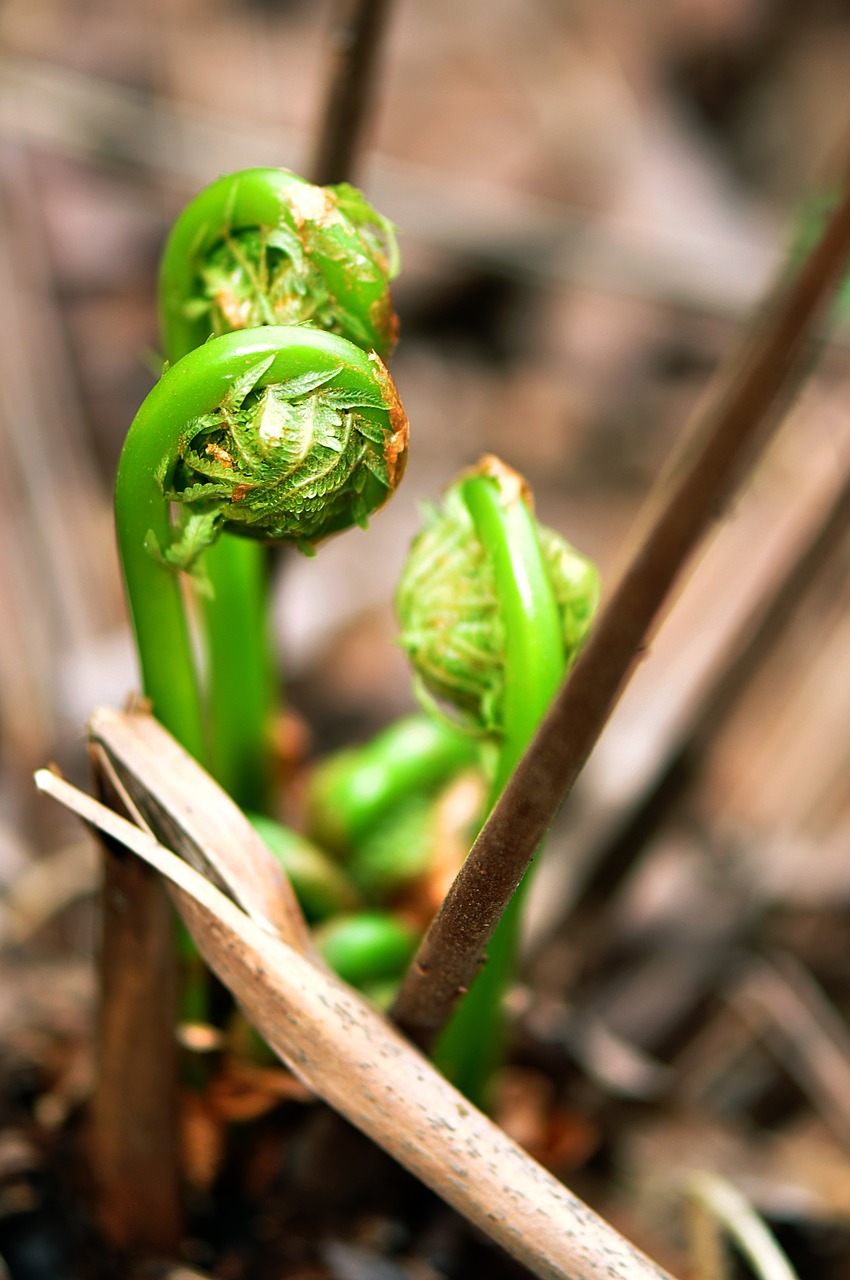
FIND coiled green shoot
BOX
[396,456,599,1101]
[115,326,407,775]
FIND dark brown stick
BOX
[309,0,393,186]
[88,766,183,1253]
[391,165,850,1050]
[560,451,850,926]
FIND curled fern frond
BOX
[115,327,408,745]
[159,168,400,363]
[395,456,599,736]
[124,327,408,573]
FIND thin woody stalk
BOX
[310,0,395,186]
[560,453,850,932]
[391,163,850,1048]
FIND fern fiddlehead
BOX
[155,167,401,806]
[395,455,599,1102]
[116,326,408,773]
[159,167,399,363]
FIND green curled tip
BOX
[115,327,408,744]
[119,326,409,575]
[159,167,400,364]
[395,455,600,736]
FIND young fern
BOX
[247,813,361,922]
[116,326,408,771]
[157,168,401,806]
[396,456,599,1102]
[159,167,399,363]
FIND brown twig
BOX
[559,448,850,926]
[390,162,850,1050]
[84,705,319,1250]
[88,705,314,955]
[309,0,393,186]
[36,756,677,1280]
[88,765,183,1254]
[130,1267,215,1280]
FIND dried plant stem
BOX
[131,1271,212,1280]
[684,1173,799,1280]
[391,166,850,1050]
[88,772,182,1253]
[88,705,313,955]
[37,763,676,1280]
[130,1269,214,1280]
[731,953,850,1149]
[564,451,850,924]
[310,0,393,185]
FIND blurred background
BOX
[0,0,849,1275]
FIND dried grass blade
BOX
[35,764,676,1280]
[88,705,313,954]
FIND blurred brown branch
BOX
[391,157,850,1051]
[310,0,394,186]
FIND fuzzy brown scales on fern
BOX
[163,355,405,566]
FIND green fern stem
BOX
[201,533,274,810]
[396,456,600,1103]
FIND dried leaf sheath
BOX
[35,714,676,1280]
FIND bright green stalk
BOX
[114,441,206,763]
[202,534,274,810]
[116,326,408,768]
[433,470,566,1103]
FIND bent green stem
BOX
[115,442,205,763]
[433,466,566,1104]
